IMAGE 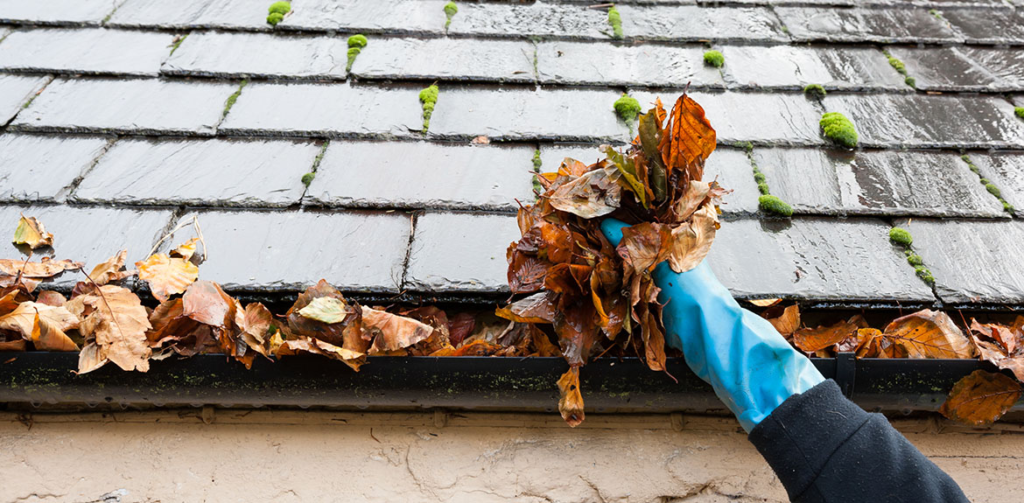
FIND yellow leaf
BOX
[88,250,133,286]
[13,215,53,249]
[298,297,349,324]
[30,309,79,351]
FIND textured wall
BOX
[2,410,1023,503]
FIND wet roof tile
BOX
[0,133,109,203]
[775,7,959,43]
[0,0,120,26]
[73,138,320,207]
[13,78,234,135]
[351,38,535,83]
[943,8,1024,44]
[282,0,447,35]
[162,31,348,80]
[968,153,1024,211]
[886,46,1002,92]
[0,74,48,124]
[107,0,270,30]
[0,28,172,76]
[957,47,1024,90]
[448,2,608,39]
[619,5,788,42]
[304,141,536,211]
[405,212,519,293]
[722,45,906,91]
[536,42,724,88]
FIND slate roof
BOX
[1,0,1024,308]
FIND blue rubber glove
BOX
[601,218,824,432]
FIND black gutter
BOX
[0,352,1013,413]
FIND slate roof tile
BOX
[536,42,725,88]
[0,133,109,203]
[107,0,271,30]
[722,45,907,91]
[351,38,535,83]
[72,138,320,207]
[618,5,788,42]
[943,7,1024,44]
[282,0,447,35]
[162,31,348,80]
[968,153,1024,211]
[405,212,519,293]
[447,2,609,40]
[886,46,1003,92]
[775,7,960,43]
[958,47,1024,90]
[0,28,172,76]
[12,77,234,135]
[0,74,49,124]
[0,0,121,26]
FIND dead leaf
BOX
[764,304,800,338]
[30,309,78,351]
[657,94,716,184]
[299,297,350,324]
[882,310,974,359]
[0,258,82,278]
[77,342,108,374]
[547,165,622,219]
[36,290,66,307]
[557,367,585,427]
[0,302,79,339]
[88,250,134,286]
[940,370,1022,426]
[181,280,234,329]
[13,215,53,249]
[286,280,364,351]
[749,298,782,308]
[362,307,434,352]
[137,253,199,302]
[171,238,199,262]
[667,202,718,273]
[793,315,867,353]
[75,285,152,372]
[496,292,556,324]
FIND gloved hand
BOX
[601,218,824,432]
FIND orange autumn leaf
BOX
[363,307,434,353]
[495,291,556,324]
[30,309,79,351]
[792,315,867,353]
[764,304,800,338]
[0,257,82,278]
[940,370,1022,426]
[13,214,53,249]
[0,301,79,339]
[657,94,716,183]
[557,367,585,428]
[88,250,134,286]
[136,253,199,302]
[882,310,974,359]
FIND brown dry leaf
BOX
[0,301,79,339]
[275,336,365,371]
[76,285,152,372]
[0,290,28,316]
[88,250,134,286]
[940,370,1022,426]
[969,320,1024,382]
[181,280,234,329]
[882,310,974,359]
[792,315,867,353]
[239,302,274,358]
[667,202,718,273]
[749,298,782,308]
[362,307,434,352]
[30,309,78,351]
[657,94,716,183]
[557,367,585,427]
[448,312,476,347]
[77,342,108,374]
[286,280,364,351]
[495,291,556,324]
[137,253,199,302]
[616,222,672,277]
[546,165,622,219]
[0,339,26,351]
[171,238,199,261]
[471,135,490,144]
[0,257,83,278]
[673,181,712,222]
[13,215,53,249]
[36,290,67,307]
[765,304,800,338]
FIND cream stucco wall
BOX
[2,409,1023,502]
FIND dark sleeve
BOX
[748,380,968,503]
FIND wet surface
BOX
[0,74,49,124]
[957,47,1024,90]
[107,0,270,30]
[305,141,535,211]
[723,45,906,91]
[405,212,520,293]
[283,0,447,35]
[887,46,1000,92]
[0,28,172,76]
[905,219,1024,304]
[351,38,535,83]
[219,82,422,138]
[632,91,823,146]
[163,210,412,293]
[0,0,117,25]
[536,42,724,88]
[969,153,1024,211]
[775,7,959,43]
[619,5,787,42]
[944,8,1024,44]
[428,87,629,142]
[822,94,1024,148]
[12,78,234,136]
[448,2,609,40]
[73,138,320,207]
[0,204,171,289]
[707,217,935,302]
[0,133,108,203]
[754,148,1005,217]
[163,31,348,80]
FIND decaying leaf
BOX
[137,253,199,302]
[764,304,800,338]
[74,285,152,373]
[88,250,134,286]
[13,215,53,249]
[0,257,82,278]
[547,164,622,219]
[182,280,234,329]
[299,297,349,324]
[30,309,78,351]
[667,202,718,273]
[657,94,716,184]
[792,315,867,353]
[557,367,585,428]
[940,370,1022,426]
[495,291,556,324]
[363,307,434,353]
[882,310,974,359]
[0,301,79,339]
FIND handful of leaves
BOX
[499,93,725,426]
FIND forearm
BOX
[749,380,968,503]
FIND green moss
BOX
[221,79,248,119]
[169,34,188,56]
[1015,107,1024,120]
[753,172,766,184]
[266,1,291,25]
[1003,201,1016,215]
[757,182,770,195]
[444,2,458,30]
[887,54,906,74]
[419,84,439,132]
[914,265,935,285]
[608,5,623,40]
[301,172,315,187]
[703,50,724,68]
[963,153,1015,215]
[904,76,916,88]
[985,183,1002,198]
[758,195,793,217]
[733,141,753,153]
[803,84,826,99]
[820,112,858,148]
[906,253,924,266]
[346,35,368,72]
[614,93,641,125]
[532,149,542,193]
[888,227,913,247]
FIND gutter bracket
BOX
[834,352,856,399]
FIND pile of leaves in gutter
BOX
[500,93,723,426]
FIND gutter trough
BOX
[0,352,1014,413]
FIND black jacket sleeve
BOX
[748,380,968,503]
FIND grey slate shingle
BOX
[903,219,1024,304]
[943,8,1024,44]
[775,7,960,43]
[753,148,1006,217]
[73,138,320,207]
[536,42,725,88]
[0,133,109,203]
[164,210,412,293]
[351,38,536,83]
[305,141,535,211]
[447,2,609,40]
[0,74,49,124]
[619,5,788,42]
[722,46,906,91]
[958,47,1024,90]
[969,153,1024,211]
[107,0,271,30]
[0,28,172,76]
[405,212,520,293]
[282,0,447,35]
[0,0,121,26]
[13,78,234,135]
[162,31,348,80]
[219,82,423,138]
[886,46,1002,92]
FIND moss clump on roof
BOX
[703,50,724,68]
[607,5,623,40]
[346,34,368,72]
[267,1,291,25]
[1015,107,1024,120]
[820,112,858,148]
[532,149,543,194]
[888,228,913,247]
[906,252,924,266]
[904,76,916,88]
[301,172,315,187]
[758,195,793,217]
[444,2,458,30]
[961,153,1015,216]
[883,51,916,89]
[221,79,248,119]
[914,265,935,285]
[613,94,641,134]
[419,84,439,132]
[803,84,826,99]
